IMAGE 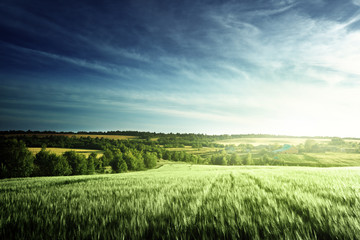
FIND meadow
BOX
[28,147,104,158]
[214,137,332,146]
[1,164,360,239]
[167,146,218,157]
[276,152,360,167]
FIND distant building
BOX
[273,144,298,154]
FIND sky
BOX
[1,0,360,137]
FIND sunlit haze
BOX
[1,0,360,137]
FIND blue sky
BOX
[1,0,360,137]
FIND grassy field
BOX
[273,152,360,167]
[306,152,360,166]
[167,146,218,157]
[215,137,331,146]
[215,137,360,146]
[1,164,360,239]
[28,147,104,158]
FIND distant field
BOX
[274,152,360,167]
[215,137,360,146]
[167,146,218,156]
[306,152,360,166]
[1,164,360,239]
[2,133,137,140]
[28,147,104,158]
[215,137,331,146]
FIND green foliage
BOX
[33,149,54,176]
[123,152,137,170]
[0,139,34,178]
[330,137,345,145]
[229,153,240,165]
[211,154,227,165]
[102,149,113,166]
[110,153,127,173]
[119,161,128,173]
[63,151,87,175]
[86,154,95,174]
[88,152,99,170]
[3,132,360,178]
[304,139,318,152]
[52,156,72,176]
[242,153,253,165]
[143,152,157,169]
[33,149,71,176]
[163,151,173,161]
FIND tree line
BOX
[0,135,202,178]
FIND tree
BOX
[32,148,71,176]
[191,155,200,164]
[88,152,101,172]
[259,154,271,165]
[0,139,34,178]
[63,151,87,175]
[229,153,240,165]
[89,152,101,171]
[144,152,157,169]
[110,152,128,173]
[212,154,227,165]
[87,154,95,174]
[102,149,113,166]
[173,152,181,161]
[304,140,317,152]
[242,153,253,165]
[163,151,172,161]
[330,137,345,145]
[134,152,145,170]
[98,156,106,173]
[119,161,128,173]
[123,151,137,170]
[33,148,54,176]
[53,156,71,176]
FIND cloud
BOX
[2,1,360,136]
[353,0,360,7]
[246,2,298,17]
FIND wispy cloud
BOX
[353,0,360,7]
[2,0,360,136]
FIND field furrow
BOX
[1,164,360,239]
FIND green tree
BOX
[87,154,95,174]
[33,148,54,176]
[102,149,113,166]
[0,139,34,178]
[242,153,253,165]
[229,153,240,165]
[304,140,317,152]
[173,152,181,161]
[212,154,227,165]
[98,156,106,172]
[144,152,157,169]
[330,137,345,145]
[89,152,101,171]
[63,151,87,175]
[53,156,71,176]
[191,155,200,164]
[119,161,128,172]
[33,148,71,176]
[123,151,137,170]
[260,154,271,165]
[110,152,128,173]
[163,151,172,161]
[135,152,145,170]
